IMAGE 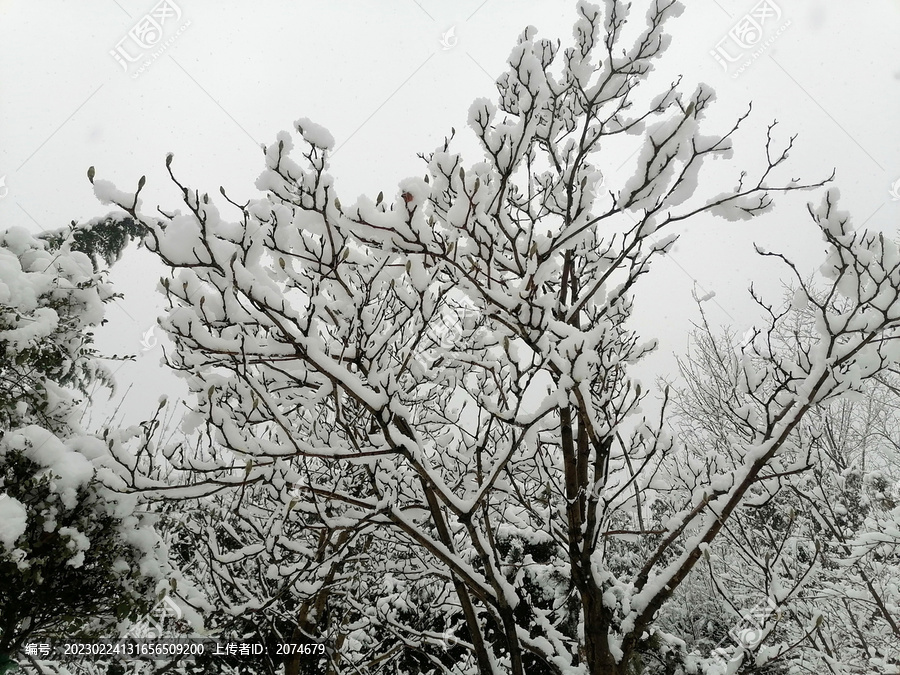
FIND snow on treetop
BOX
[92,178,140,209]
[397,176,430,206]
[0,226,38,256]
[295,117,335,150]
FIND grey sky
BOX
[1,0,898,430]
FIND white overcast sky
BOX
[1,0,899,430]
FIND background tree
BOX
[92,1,900,673]
[0,222,183,674]
[39,214,146,274]
[662,287,900,674]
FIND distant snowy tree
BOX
[93,1,900,674]
[664,291,900,673]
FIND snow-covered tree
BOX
[664,290,900,673]
[92,1,900,673]
[39,214,146,273]
[0,223,179,673]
